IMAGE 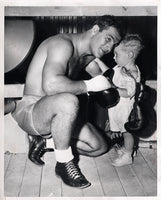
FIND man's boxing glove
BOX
[91,70,119,108]
[93,87,120,108]
[84,75,111,92]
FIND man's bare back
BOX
[24,34,81,97]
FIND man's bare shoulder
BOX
[43,34,74,53]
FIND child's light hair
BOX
[121,34,144,58]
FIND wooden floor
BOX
[4,147,157,197]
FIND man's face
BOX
[91,26,121,58]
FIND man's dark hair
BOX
[93,15,126,38]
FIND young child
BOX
[95,34,144,166]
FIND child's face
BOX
[113,44,129,67]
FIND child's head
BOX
[113,34,144,67]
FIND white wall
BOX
[5,6,157,17]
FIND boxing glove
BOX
[84,75,111,92]
[93,87,120,108]
[89,67,119,108]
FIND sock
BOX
[55,146,74,163]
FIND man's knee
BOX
[92,139,109,154]
[79,123,109,154]
[87,124,111,155]
[89,137,102,151]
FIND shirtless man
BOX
[12,15,122,188]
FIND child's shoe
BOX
[115,146,137,157]
[112,151,132,167]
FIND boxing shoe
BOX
[28,135,54,166]
[55,159,91,188]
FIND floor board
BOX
[131,150,157,196]
[61,180,84,197]
[79,156,104,197]
[95,152,125,196]
[40,152,61,197]
[139,147,157,176]
[109,148,146,196]
[4,153,12,176]
[19,158,43,197]
[4,153,27,197]
[4,147,157,197]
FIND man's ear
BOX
[91,25,100,35]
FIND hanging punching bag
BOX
[5,19,35,74]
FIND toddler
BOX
[95,34,144,166]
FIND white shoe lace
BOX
[65,161,82,180]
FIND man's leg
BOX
[73,122,112,157]
[33,93,78,146]
[32,93,91,188]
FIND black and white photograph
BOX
[1,3,160,199]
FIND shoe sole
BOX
[28,157,45,166]
[111,161,132,167]
[55,171,91,189]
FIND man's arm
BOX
[42,40,87,95]
[86,58,110,77]
[87,58,135,98]
[42,40,111,95]
[94,58,110,73]
[85,60,102,77]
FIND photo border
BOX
[0,0,161,200]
